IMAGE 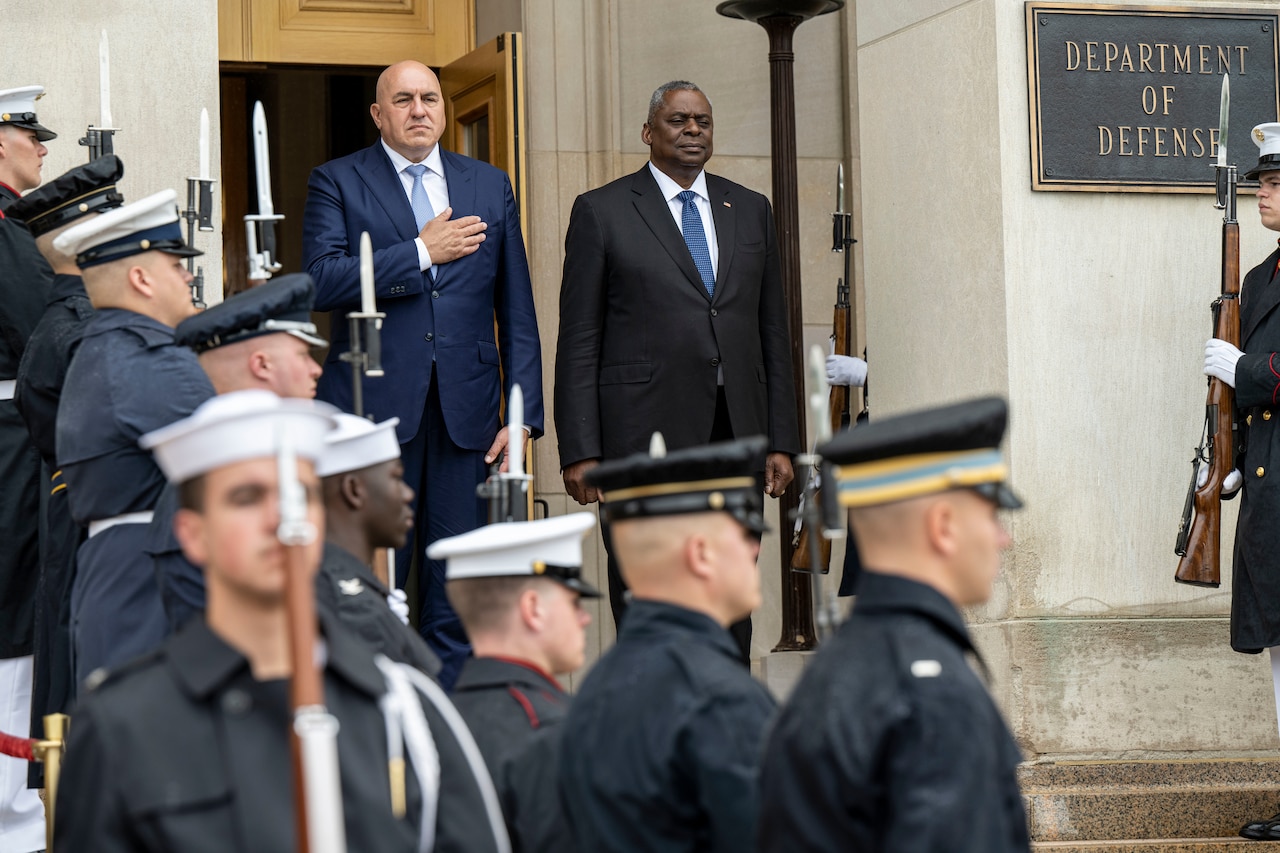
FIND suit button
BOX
[1258,467,1267,478]
[432,290,440,299]
[1266,411,1273,421]
[425,332,434,342]
[710,308,718,317]
[222,689,251,715]
[710,357,721,367]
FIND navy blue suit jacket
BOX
[302,142,543,449]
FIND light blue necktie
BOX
[405,163,438,279]
[678,190,715,298]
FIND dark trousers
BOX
[604,388,753,663]
[396,366,488,689]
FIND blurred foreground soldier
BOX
[56,390,508,852]
[0,83,57,853]
[316,413,440,674]
[757,397,1029,852]
[1203,124,1280,841]
[150,273,325,631]
[433,512,598,852]
[8,154,123,788]
[560,436,777,852]
[53,189,212,688]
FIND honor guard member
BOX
[0,83,57,853]
[757,397,1030,853]
[149,273,325,632]
[560,436,777,853]
[316,413,442,675]
[1204,124,1280,841]
[431,512,598,853]
[52,189,213,689]
[56,391,509,853]
[7,155,123,787]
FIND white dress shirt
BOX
[648,161,719,276]
[382,140,450,272]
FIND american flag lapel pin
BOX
[723,201,731,207]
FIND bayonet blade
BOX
[253,102,274,217]
[1218,73,1230,168]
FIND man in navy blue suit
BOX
[302,60,543,686]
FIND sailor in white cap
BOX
[430,512,598,852]
[149,273,328,634]
[0,85,58,853]
[315,413,440,675]
[55,390,511,853]
[1204,123,1280,842]
[51,189,215,690]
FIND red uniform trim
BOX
[0,730,35,761]
[507,686,540,728]
[489,655,563,691]
[0,180,18,219]
[1270,354,1280,405]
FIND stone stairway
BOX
[1024,759,1280,851]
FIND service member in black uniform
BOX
[560,436,777,853]
[757,396,1029,853]
[431,512,598,853]
[56,390,509,853]
[52,188,213,688]
[7,155,124,787]
[1202,123,1280,841]
[0,84,58,853]
[149,273,325,631]
[316,412,441,675]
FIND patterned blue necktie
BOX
[678,190,715,298]
[405,163,438,279]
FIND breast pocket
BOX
[130,783,237,852]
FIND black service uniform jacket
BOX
[0,188,52,659]
[756,571,1030,852]
[554,165,800,465]
[1228,247,1280,652]
[452,656,573,853]
[56,616,500,852]
[560,600,777,852]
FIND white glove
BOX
[1204,338,1244,388]
[825,354,868,388]
[1197,465,1243,495]
[387,588,410,625]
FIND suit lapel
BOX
[436,150,476,287]
[630,167,712,302]
[708,175,735,303]
[354,143,417,243]
[1242,248,1280,345]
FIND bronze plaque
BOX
[1027,3,1280,192]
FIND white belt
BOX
[0,380,15,401]
[88,511,155,538]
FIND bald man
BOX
[302,59,543,686]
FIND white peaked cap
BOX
[1246,123,1280,180]
[430,513,601,596]
[52,187,199,267]
[0,86,45,118]
[139,390,340,484]
[316,414,402,478]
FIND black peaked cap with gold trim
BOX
[586,435,770,533]
[818,396,1022,510]
[175,273,327,353]
[7,156,125,237]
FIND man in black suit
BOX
[553,80,800,658]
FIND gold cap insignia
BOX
[139,239,151,250]
[1,114,9,122]
[78,203,89,212]
[707,491,725,510]
[1257,128,1267,143]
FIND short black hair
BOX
[647,81,709,125]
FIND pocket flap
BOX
[600,362,652,385]
[478,341,500,365]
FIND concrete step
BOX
[1034,840,1280,852]
[1020,759,1280,843]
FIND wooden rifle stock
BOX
[791,279,851,572]
[1174,219,1239,587]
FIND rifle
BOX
[1174,73,1239,588]
[278,431,348,853]
[79,31,118,161]
[476,384,532,523]
[792,163,855,573]
[182,107,215,308]
[246,101,284,282]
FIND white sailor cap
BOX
[429,513,601,597]
[316,414,402,478]
[0,86,56,141]
[1246,123,1280,180]
[139,389,340,484]
[52,188,201,268]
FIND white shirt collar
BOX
[381,139,445,178]
[648,161,709,203]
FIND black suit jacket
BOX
[554,165,800,464]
